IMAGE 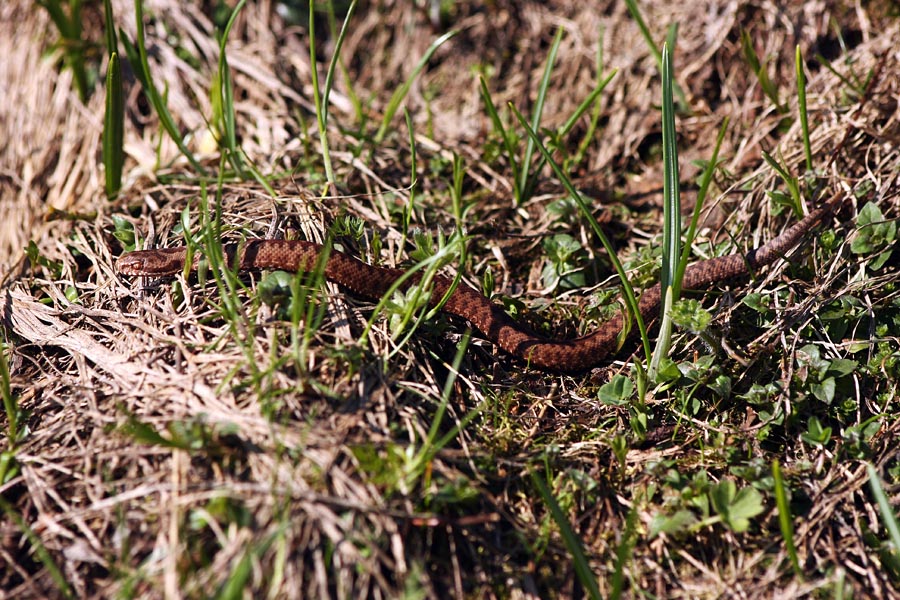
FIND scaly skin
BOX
[116,197,840,370]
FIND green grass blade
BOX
[0,342,17,444]
[210,1,277,196]
[867,463,900,555]
[740,29,787,115]
[131,0,206,174]
[677,118,728,282]
[796,45,813,173]
[650,43,681,376]
[308,0,335,186]
[512,106,650,362]
[103,0,117,55]
[0,495,75,599]
[402,108,417,249]
[322,0,358,126]
[559,70,616,139]
[323,0,364,125]
[424,331,470,450]
[574,30,611,164]
[374,30,457,144]
[531,470,601,600]
[216,0,248,177]
[517,26,563,203]
[610,505,638,599]
[479,76,521,201]
[103,52,124,199]
[659,42,681,297]
[762,151,801,214]
[772,460,803,579]
[622,0,687,110]
[37,0,90,102]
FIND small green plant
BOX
[541,234,589,291]
[622,0,688,111]
[793,344,858,407]
[121,0,205,174]
[740,29,787,115]
[651,471,766,536]
[0,499,71,597]
[800,416,832,448]
[511,107,648,362]
[796,45,813,172]
[37,0,92,102]
[708,479,765,533]
[351,334,482,503]
[308,0,360,185]
[851,201,896,270]
[373,29,457,145]
[763,151,802,217]
[480,33,615,206]
[814,19,874,100]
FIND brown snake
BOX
[117,197,839,371]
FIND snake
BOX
[116,197,839,371]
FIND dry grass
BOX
[2,0,900,597]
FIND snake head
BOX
[115,248,188,276]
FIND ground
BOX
[2,0,900,598]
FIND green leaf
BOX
[828,358,858,377]
[649,510,696,537]
[851,202,896,268]
[257,270,295,308]
[742,292,772,314]
[710,480,765,533]
[598,375,634,406]
[541,233,587,291]
[810,376,836,404]
[801,416,832,447]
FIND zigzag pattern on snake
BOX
[116,197,839,371]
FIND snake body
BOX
[116,199,838,370]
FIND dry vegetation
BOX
[2,0,900,597]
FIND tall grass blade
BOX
[308,0,335,186]
[867,463,900,556]
[322,0,358,126]
[479,77,521,202]
[772,460,803,579]
[622,0,687,110]
[130,0,206,174]
[216,0,248,177]
[517,26,564,203]
[103,52,124,199]
[650,43,680,377]
[103,0,117,54]
[610,506,638,599]
[677,118,728,282]
[0,343,17,443]
[796,45,813,173]
[38,0,90,102]
[374,30,457,144]
[0,496,75,599]
[512,107,650,362]
[531,471,601,600]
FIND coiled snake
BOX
[116,198,838,370]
